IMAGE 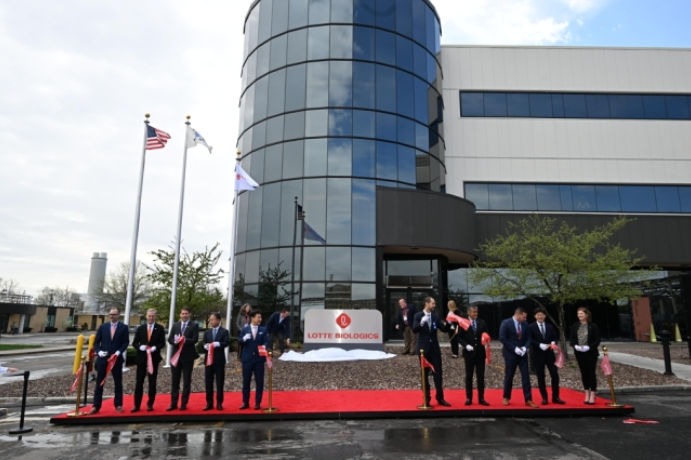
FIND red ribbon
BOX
[601,354,613,376]
[258,345,272,369]
[481,332,491,364]
[100,354,118,387]
[170,336,185,368]
[70,364,83,392]
[447,313,471,330]
[623,418,659,424]
[206,342,215,366]
[146,347,154,375]
[551,343,565,369]
[420,355,435,373]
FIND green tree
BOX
[468,215,658,356]
[144,242,225,324]
[257,261,298,316]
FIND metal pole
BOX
[68,358,87,417]
[417,350,432,410]
[289,197,298,340]
[166,116,191,367]
[225,150,242,363]
[8,370,33,434]
[298,211,305,337]
[262,351,278,413]
[123,114,151,327]
[603,347,624,408]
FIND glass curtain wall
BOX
[235,0,444,333]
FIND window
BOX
[642,95,667,119]
[620,186,656,212]
[484,93,507,117]
[507,93,530,117]
[530,93,552,118]
[512,184,537,210]
[461,93,484,117]
[564,94,587,118]
[654,186,681,213]
[609,95,644,119]
[536,185,561,211]
[465,183,489,210]
[489,184,512,210]
[595,185,620,211]
[666,96,690,119]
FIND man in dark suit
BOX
[412,296,452,407]
[530,307,565,405]
[265,308,291,354]
[89,308,130,415]
[499,307,538,407]
[238,310,269,410]
[458,304,489,406]
[395,299,417,355]
[131,308,166,412]
[167,306,199,411]
[203,312,230,411]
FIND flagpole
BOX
[225,150,242,363]
[298,210,305,336]
[165,115,191,368]
[289,197,298,340]
[123,114,150,328]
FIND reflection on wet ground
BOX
[0,418,606,460]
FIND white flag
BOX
[235,164,259,192]
[185,126,212,153]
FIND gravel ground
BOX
[0,346,686,399]
[615,347,691,366]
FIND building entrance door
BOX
[385,288,433,341]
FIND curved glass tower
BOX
[234,0,444,332]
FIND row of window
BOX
[460,92,691,120]
[244,0,440,60]
[235,246,377,285]
[242,25,440,92]
[238,109,441,157]
[240,61,439,133]
[465,183,691,213]
[236,281,377,307]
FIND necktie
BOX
[147,325,152,341]
[213,328,217,341]
[540,323,545,339]
[472,320,477,332]
[111,323,115,339]
[427,314,432,331]
[252,326,257,339]
[181,322,186,335]
[517,322,522,340]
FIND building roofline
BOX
[441,44,691,52]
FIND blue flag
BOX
[303,221,326,245]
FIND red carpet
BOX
[50,388,633,425]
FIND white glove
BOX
[539,343,549,351]
[521,347,526,354]
[515,346,523,356]
[450,325,455,330]
[98,351,108,358]
[213,341,220,347]
[203,344,210,350]
[150,346,156,352]
[139,345,147,351]
[581,345,590,352]
[243,333,252,341]
[420,316,429,326]
[466,345,474,352]
[551,342,556,346]
[574,345,583,352]
[114,351,120,357]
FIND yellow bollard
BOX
[649,324,657,343]
[87,334,96,357]
[72,335,84,374]
[675,324,683,343]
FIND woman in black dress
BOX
[569,307,601,404]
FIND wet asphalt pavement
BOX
[0,391,689,459]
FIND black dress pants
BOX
[575,351,598,391]
[464,354,486,400]
[535,358,560,400]
[205,364,225,405]
[170,361,194,407]
[420,352,444,403]
[134,362,158,408]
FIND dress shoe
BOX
[465,399,472,406]
[166,405,177,412]
[541,399,549,405]
[115,406,124,413]
[254,404,261,410]
[180,404,187,411]
[552,398,566,405]
[217,404,223,411]
[502,399,509,406]
[478,400,490,406]
[131,407,140,413]
[88,408,100,415]
[525,400,539,408]
[202,405,213,411]
[437,400,451,407]
[239,403,249,410]
[147,406,154,412]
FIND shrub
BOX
[44,327,57,333]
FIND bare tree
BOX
[100,261,151,313]
[0,278,22,296]
[36,286,82,309]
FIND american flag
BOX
[146,125,171,150]
[296,204,304,221]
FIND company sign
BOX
[303,309,383,351]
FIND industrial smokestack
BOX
[85,252,108,312]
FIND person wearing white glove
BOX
[203,312,231,411]
[239,310,270,410]
[167,307,200,411]
[499,308,538,408]
[132,308,166,412]
[570,307,601,405]
[529,307,564,405]
[458,305,489,406]
[90,308,130,415]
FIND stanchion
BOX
[417,350,433,410]
[8,370,32,435]
[68,355,88,417]
[602,347,624,408]
[262,351,279,413]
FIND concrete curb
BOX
[0,346,75,357]
[614,385,691,393]
[0,396,85,406]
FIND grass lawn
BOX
[0,344,44,351]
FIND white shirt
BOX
[0,360,7,373]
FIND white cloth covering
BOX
[279,348,395,363]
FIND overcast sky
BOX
[1,0,689,297]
